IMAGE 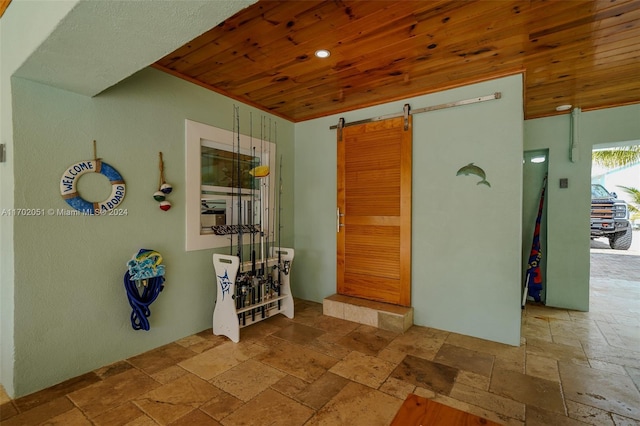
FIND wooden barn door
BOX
[337,115,412,307]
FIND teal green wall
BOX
[6,65,639,398]
[523,115,590,310]
[294,75,524,346]
[579,105,640,147]
[3,0,638,397]
[10,68,294,397]
[523,104,640,310]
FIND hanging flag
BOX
[525,175,547,303]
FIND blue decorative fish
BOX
[456,163,491,187]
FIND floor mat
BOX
[390,393,501,425]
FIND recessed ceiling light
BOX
[531,156,546,163]
[315,49,330,58]
[555,104,572,112]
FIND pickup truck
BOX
[591,184,632,250]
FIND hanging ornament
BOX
[160,182,173,194]
[154,152,173,210]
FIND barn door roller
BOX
[403,104,410,130]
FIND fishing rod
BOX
[264,118,271,283]
[236,106,243,263]
[277,153,283,270]
[229,107,235,256]
[278,153,290,278]
[251,147,258,275]
[231,106,244,325]
[277,152,283,308]
[250,113,256,278]
[259,115,265,279]
[275,123,281,267]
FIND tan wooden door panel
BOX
[337,116,412,307]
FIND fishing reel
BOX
[272,261,291,276]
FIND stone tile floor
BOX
[1,250,639,425]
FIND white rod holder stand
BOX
[212,247,294,342]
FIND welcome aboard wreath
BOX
[59,141,126,215]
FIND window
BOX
[185,119,276,251]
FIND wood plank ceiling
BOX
[154,0,640,123]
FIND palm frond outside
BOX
[592,145,640,168]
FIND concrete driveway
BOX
[590,229,640,256]
[590,229,640,284]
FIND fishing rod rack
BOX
[211,106,294,342]
[213,247,294,342]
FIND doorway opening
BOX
[522,149,549,304]
[590,143,640,254]
[589,142,640,316]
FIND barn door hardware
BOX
[329,92,501,130]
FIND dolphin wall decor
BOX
[456,163,491,187]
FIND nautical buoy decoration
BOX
[124,249,166,331]
[154,152,173,211]
[160,182,173,194]
[59,140,126,215]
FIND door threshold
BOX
[323,294,413,333]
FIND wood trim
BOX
[336,124,346,291]
[399,115,412,307]
[150,63,294,123]
[0,0,12,18]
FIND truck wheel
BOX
[609,227,632,250]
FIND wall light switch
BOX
[559,178,568,188]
